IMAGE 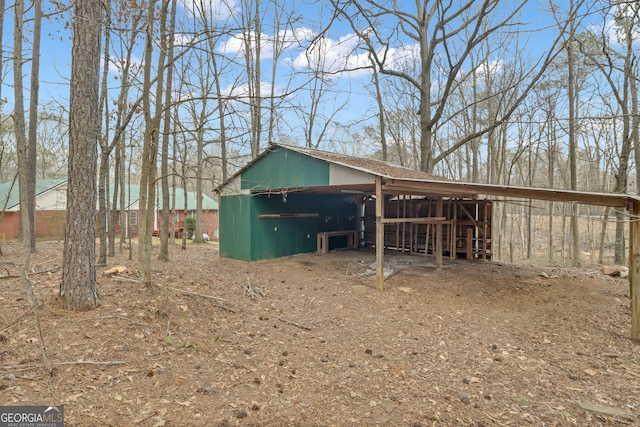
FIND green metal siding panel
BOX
[241,147,330,190]
[249,193,358,261]
[219,195,253,261]
[220,192,359,261]
[250,194,318,260]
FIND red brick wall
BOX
[0,212,19,239]
[157,209,219,240]
[36,210,66,239]
[0,210,66,240]
[1,208,217,241]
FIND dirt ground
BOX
[0,240,639,426]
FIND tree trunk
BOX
[97,0,112,266]
[567,36,580,267]
[181,176,188,250]
[139,0,168,284]
[60,0,101,310]
[13,0,27,242]
[371,55,387,161]
[26,0,41,253]
[97,151,110,266]
[159,0,177,261]
[109,141,120,256]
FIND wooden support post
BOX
[376,176,384,291]
[395,198,400,250]
[425,202,431,256]
[450,200,456,260]
[402,195,407,252]
[483,201,489,260]
[466,227,473,260]
[629,200,640,342]
[436,197,443,270]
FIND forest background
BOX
[1,0,639,310]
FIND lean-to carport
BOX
[372,175,640,342]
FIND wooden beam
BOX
[258,213,319,219]
[402,195,406,252]
[436,197,443,270]
[382,217,446,224]
[376,176,384,291]
[629,199,640,342]
[384,179,637,208]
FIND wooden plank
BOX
[483,201,489,260]
[258,213,319,219]
[450,200,457,259]
[318,230,358,237]
[376,176,384,291]
[383,179,636,208]
[436,197,443,270]
[395,197,400,251]
[466,228,473,260]
[382,217,446,224]
[629,200,640,342]
[317,230,358,253]
[404,196,409,252]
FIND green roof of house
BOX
[1,180,217,211]
[167,189,218,210]
[109,184,217,210]
[0,178,67,210]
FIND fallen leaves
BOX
[0,241,638,426]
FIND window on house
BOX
[130,211,138,225]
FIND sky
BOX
[0,0,628,153]
[0,1,546,101]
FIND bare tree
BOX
[549,0,584,267]
[333,0,574,174]
[139,0,169,284]
[97,0,113,266]
[26,0,42,253]
[12,0,28,244]
[579,1,639,264]
[158,0,178,261]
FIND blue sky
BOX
[1,0,626,153]
[1,1,549,103]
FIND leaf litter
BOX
[0,240,638,426]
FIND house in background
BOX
[111,185,219,239]
[156,190,219,239]
[0,179,68,240]
[0,179,219,240]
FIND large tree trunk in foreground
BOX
[60,0,101,310]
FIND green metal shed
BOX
[215,144,381,261]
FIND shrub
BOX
[185,216,196,236]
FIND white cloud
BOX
[172,33,198,48]
[221,81,275,98]
[217,27,315,60]
[107,55,143,77]
[218,31,266,56]
[477,58,505,79]
[382,44,420,73]
[286,32,372,77]
[589,4,640,46]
